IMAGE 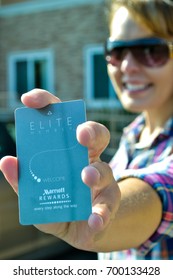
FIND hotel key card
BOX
[15,100,92,225]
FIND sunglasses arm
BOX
[168,43,173,59]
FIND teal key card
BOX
[15,100,92,225]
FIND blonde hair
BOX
[106,0,173,39]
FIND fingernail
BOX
[82,166,100,185]
[88,213,104,231]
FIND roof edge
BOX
[0,0,104,17]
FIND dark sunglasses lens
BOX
[105,48,123,66]
[133,45,169,66]
[105,44,169,67]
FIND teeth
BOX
[125,84,146,91]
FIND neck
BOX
[139,109,172,145]
[143,108,172,133]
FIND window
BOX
[8,50,54,107]
[84,45,121,108]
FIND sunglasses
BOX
[105,37,173,67]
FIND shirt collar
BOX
[123,114,173,148]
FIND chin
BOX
[121,101,144,114]
[120,94,149,113]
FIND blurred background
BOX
[0,0,135,260]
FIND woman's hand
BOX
[0,89,121,251]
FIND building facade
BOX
[1,0,122,115]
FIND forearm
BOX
[92,178,162,252]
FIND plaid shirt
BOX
[99,114,173,260]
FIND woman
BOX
[1,0,173,259]
[101,0,173,259]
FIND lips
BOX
[123,83,152,92]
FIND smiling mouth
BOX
[123,83,152,92]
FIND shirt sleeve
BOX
[115,154,173,256]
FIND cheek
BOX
[107,65,122,95]
[151,62,173,96]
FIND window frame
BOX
[8,49,55,108]
[84,44,121,109]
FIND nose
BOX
[120,50,140,73]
